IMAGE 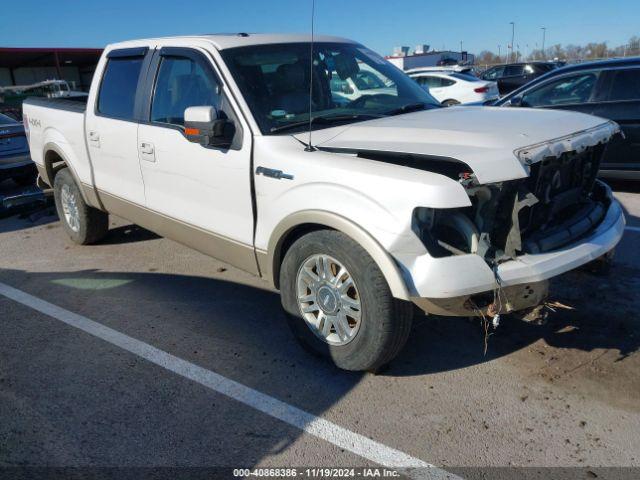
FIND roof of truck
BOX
[108,33,358,51]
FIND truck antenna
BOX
[304,0,316,152]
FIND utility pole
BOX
[541,27,546,59]
[510,22,515,62]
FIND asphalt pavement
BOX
[1,178,639,479]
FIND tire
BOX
[53,168,109,245]
[442,99,460,107]
[280,230,413,371]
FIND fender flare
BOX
[264,210,410,300]
[42,142,102,209]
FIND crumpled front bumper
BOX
[401,184,625,315]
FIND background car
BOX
[408,71,499,105]
[0,112,35,186]
[480,61,557,95]
[494,57,640,179]
[330,64,396,105]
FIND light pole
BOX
[509,22,515,62]
[541,27,546,59]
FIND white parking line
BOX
[0,281,458,480]
[625,226,640,233]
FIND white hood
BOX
[295,107,619,184]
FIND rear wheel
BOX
[280,230,413,371]
[53,168,109,245]
[442,99,460,107]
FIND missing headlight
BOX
[413,207,480,257]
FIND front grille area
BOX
[521,145,603,236]
[519,145,609,254]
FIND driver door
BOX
[137,47,257,273]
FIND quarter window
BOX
[151,55,220,126]
[97,57,144,120]
[522,73,597,107]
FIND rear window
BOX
[607,68,640,101]
[97,56,144,120]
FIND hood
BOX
[295,107,619,184]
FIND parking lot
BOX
[0,178,638,478]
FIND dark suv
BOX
[480,62,557,95]
[494,57,640,180]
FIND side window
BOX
[607,68,640,101]
[483,66,504,80]
[504,65,524,77]
[151,55,220,126]
[522,73,597,107]
[97,56,144,120]
[420,76,441,88]
[441,78,456,87]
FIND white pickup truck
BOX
[23,34,625,371]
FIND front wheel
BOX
[280,230,413,371]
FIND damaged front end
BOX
[412,125,619,316]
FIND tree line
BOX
[475,35,640,65]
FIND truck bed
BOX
[23,96,92,189]
[24,96,88,113]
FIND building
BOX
[0,47,103,91]
[385,45,475,71]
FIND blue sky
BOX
[2,0,638,55]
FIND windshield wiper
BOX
[270,113,383,134]
[384,102,429,116]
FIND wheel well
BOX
[44,149,67,186]
[272,223,334,289]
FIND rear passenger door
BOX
[591,67,640,172]
[85,48,150,205]
[136,47,256,273]
[416,76,446,102]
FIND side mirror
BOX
[184,106,235,149]
[508,95,523,107]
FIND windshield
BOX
[221,42,439,134]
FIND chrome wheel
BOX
[296,254,362,346]
[60,184,80,232]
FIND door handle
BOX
[255,166,294,180]
[140,142,154,155]
[88,131,100,146]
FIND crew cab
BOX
[23,34,625,371]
